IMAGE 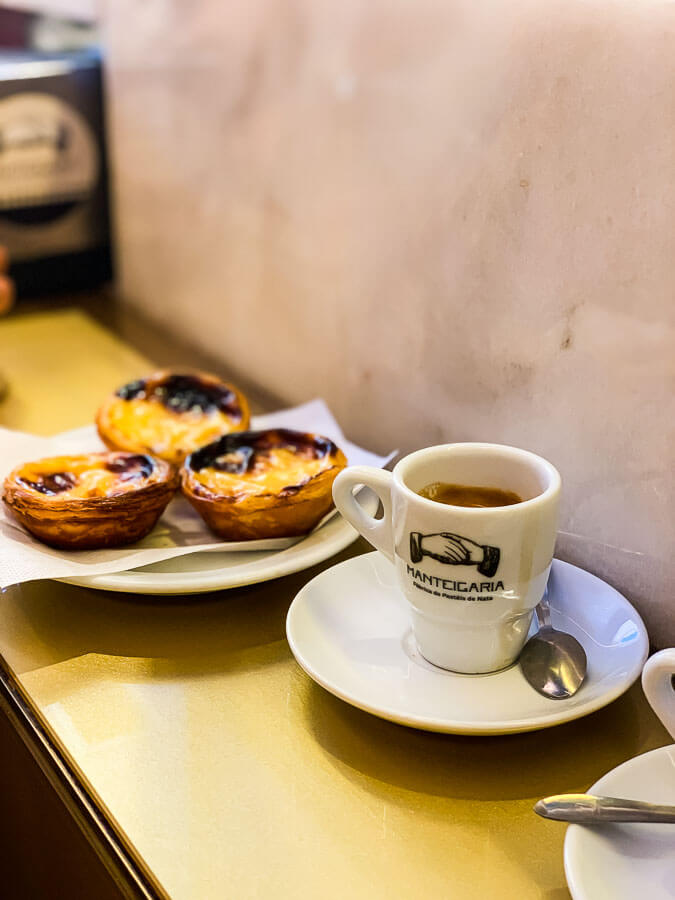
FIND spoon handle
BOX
[535,598,551,629]
[536,575,553,628]
[535,793,675,824]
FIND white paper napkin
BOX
[0,399,394,589]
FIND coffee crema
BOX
[417,482,523,508]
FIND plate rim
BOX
[285,553,649,735]
[56,495,378,595]
[563,743,675,900]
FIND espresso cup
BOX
[642,650,675,740]
[332,443,561,674]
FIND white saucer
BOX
[286,552,648,735]
[58,494,378,595]
[565,744,675,900]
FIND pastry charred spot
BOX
[187,429,338,474]
[213,447,254,475]
[18,471,77,495]
[115,374,243,420]
[188,436,252,474]
[115,377,148,400]
[279,482,308,496]
[249,429,338,460]
[106,454,155,481]
[155,375,241,418]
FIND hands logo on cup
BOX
[410,531,500,578]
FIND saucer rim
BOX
[563,743,675,900]
[286,553,649,735]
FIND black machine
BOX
[0,49,112,297]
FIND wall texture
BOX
[102,0,674,644]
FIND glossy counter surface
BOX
[0,308,670,899]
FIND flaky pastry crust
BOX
[96,371,250,466]
[3,451,178,550]
[181,429,348,540]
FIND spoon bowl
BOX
[519,573,588,699]
[520,626,587,699]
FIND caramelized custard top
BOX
[116,374,243,419]
[186,430,340,499]
[107,373,247,459]
[11,452,161,500]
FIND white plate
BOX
[58,493,378,595]
[286,552,648,735]
[565,744,675,900]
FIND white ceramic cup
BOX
[332,443,561,674]
[642,649,675,740]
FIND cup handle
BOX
[642,649,675,740]
[332,466,394,563]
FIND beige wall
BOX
[102,0,674,644]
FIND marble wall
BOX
[101,0,674,644]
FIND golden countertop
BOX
[0,307,669,899]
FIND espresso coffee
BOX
[417,482,523,508]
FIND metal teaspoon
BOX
[534,794,675,824]
[519,572,587,700]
